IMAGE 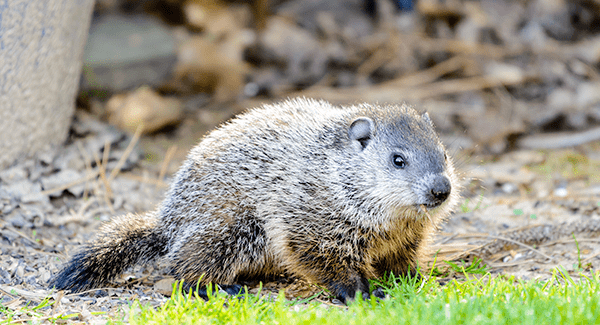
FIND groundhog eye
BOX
[392,154,406,169]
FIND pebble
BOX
[553,187,568,197]
[41,169,85,197]
[0,166,27,183]
[7,213,26,228]
[501,183,518,194]
[107,87,183,134]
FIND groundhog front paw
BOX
[372,287,386,299]
[186,283,243,299]
[344,289,384,303]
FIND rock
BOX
[553,187,568,197]
[547,88,575,110]
[107,87,183,134]
[576,82,600,108]
[154,278,176,296]
[3,181,47,204]
[0,166,28,184]
[7,213,26,228]
[81,14,177,92]
[40,169,85,197]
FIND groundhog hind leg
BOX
[167,220,271,297]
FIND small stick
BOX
[92,150,115,215]
[157,145,178,189]
[77,142,93,200]
[582,251,600,264]
[51,291,64,316]
[102,140,113,198]
[0,220,39,247]
[40,170,99,196]
[108,124,144,182]
[458,233,554,261]
[121,174,168,187]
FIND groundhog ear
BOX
[349,117,374,149]
[422,112,434,127]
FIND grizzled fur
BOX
[50,98,460,303]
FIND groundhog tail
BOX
[49,212,167,293]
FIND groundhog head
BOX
[346,106,458,224]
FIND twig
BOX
[157,145,178,189]
[0,220,40,247]
[102,139,113,198]
[77,142,94,200]
[108,124,144,182]
[92,149,115,215]
[435,233,458,245]
[51,291,64,316]
[0,285,44,303]
[518,126,600,150]
[463,233,554,261]
[122,174,168,188]
[582,251,600,264]
[538,238,600,247]
[444,243,488,262]
[383,55,471,88]
[487,259,539,268]
[40,170,100,196]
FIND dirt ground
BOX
[3,0,600,323]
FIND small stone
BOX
[40,268,51,283]
[7,214,25,228]
[547,88,575,110]
[41,169,85,197]
[153,278,176,296]
[25,275,37,285]
[0,166,27,183]
[553,187,568,197]
[15,264,24,278]
[577,82,600,108]
[501,183,517,194]
[107,87,183,134]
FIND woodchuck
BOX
[49,98,460,303]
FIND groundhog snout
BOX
[426,175,451,207]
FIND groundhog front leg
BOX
[286,237,373,303]
[325,269,372,303]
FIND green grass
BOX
[528,149,600,182]
[2,263,599,324]
[118,266,600,325]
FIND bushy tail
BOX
[49,211,168,293]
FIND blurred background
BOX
[79,0,600,159]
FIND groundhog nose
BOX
[430,176,451,204]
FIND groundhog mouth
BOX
[415,202,443,213]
